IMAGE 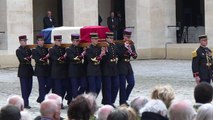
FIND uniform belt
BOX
[36,63,48,66]
[20,62,31,65]
[110,58,117,62]
[93,61,100,65]
[124,59,130,62]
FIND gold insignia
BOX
[192,49,197,58]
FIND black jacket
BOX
[49,45,68,79]
[43,16,56,29]
[86,44,102,76]
[66,45,86,77]
[117,44,137,75]
[141,112,168,120]
[32,46,50,77]
[107,17,118,31]
[16,46,34,78]
[192,46,213,80]
[101,43,119,76]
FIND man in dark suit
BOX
[117,30,137,105]
[192,35,213,84]
[16,35,34,109]
[66,34,87,103]
[86,33,105,95]
[101,32,119,106]
[49,35,68,101]
[32,35,52,103]
[43,11,56,29]
[107,12,118,40]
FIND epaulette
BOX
[192,48,198,58]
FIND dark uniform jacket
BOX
[32,46,50,77]
[117,44,137,75]
[192,46,213,80]
[16,46,34,78]
[102,43,119,76]
[43,16,56,29]
[49,45,68,79]
[66,45,86,77]
[86,44,102,76]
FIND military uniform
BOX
[16,35,33,108]
[117,30,137,105]
[86,33,102,95]
[101,32,119,105]
[192,46,213,83]
[49,35,68,99]
[32,35,51,103]
[66,34,87,102]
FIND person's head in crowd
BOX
[6,95,24,111]
[110,11,115,18]
[151,85,175,108]
[106,32,114,43]
[67,95,91,120]
[140,99,168,119]
[83,92,97,115]
[97,105,115,120]
[54,35,62,46]
[47,10,52,18]
[45,93,62,109]
[0,105,21,120]
[107,109,129,120]
[196,103,213,120]
[168,100,196,120]
[123,30,132,40]
[90,33,99,46]
[40,100,60,120]
[36,34,45,47]
[130,96,148,113]
[120,106,137,120]
[194,82,213,104]
[19,35,28,47]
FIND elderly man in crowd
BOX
[130,96,148,114]
[140,99,168,120]
[6,95,31,120]
[196,103,213,120]
[39,100,60,120]
[168,100,197,120]
[0,105,21,120]
[97,105,115,120]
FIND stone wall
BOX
[0,0,7,50]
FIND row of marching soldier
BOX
[16,30,137,108]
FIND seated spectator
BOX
[35,93,63,120]
[6,95,31,120]
[107,109,129,120]
[196,103,213,120]
[151,85,175,108]
[120,106,137,120]
[168,100,196,120]
[0,105,21,120]
[194,82,213,111]
[97,105,115,120]
[140,99,168,120]
[83,93,97,115]
[130,96,148,113]
[67,95,91,120]
[39,100,60,120]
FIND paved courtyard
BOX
[0,60,197,118]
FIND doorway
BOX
[176,0,205,43]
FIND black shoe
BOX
[24,106,31,109]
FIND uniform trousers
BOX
[102,76,119,105]
[19,77,32,106]
[119,74,135,105]
[54,78,68,100]
[87,76,102,96]
[70,77,87,98]
[37,77,52,103]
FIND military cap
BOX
[71,34,80,41]
[90,33,99,39]
[54,35,62,41]
[19,35,28,41]
[199,35,207,40]
[123,29,132,36]
[106,32,114,39]
[36,34,44,40]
